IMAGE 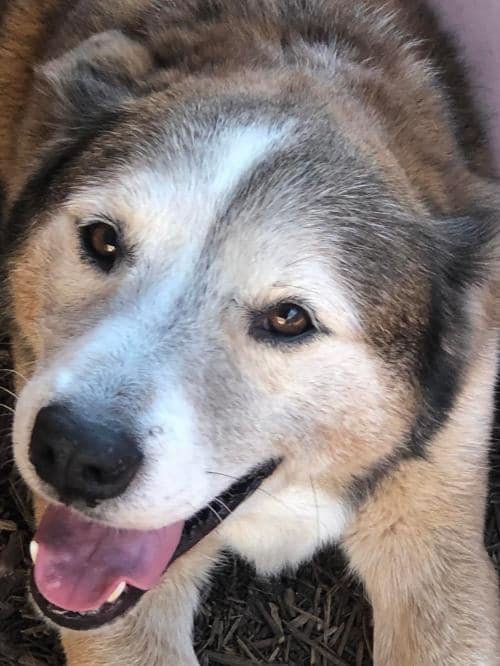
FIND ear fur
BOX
[35,31,155,133]
[409,187,499,457]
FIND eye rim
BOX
[250,301,317,345]
[79,219,122,272]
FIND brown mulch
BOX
[0,335,499,665]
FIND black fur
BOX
[346,449,415,508]
[3,111,122,256]
[0,1,7,28]
[348,209,497,504]
[408,212,496,457]
[0,180,5,227]
[195,0,223,23]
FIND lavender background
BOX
[429,0,500,172]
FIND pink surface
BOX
[33,504,184,612]
[427,0,500,172]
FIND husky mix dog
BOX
[0,1,499,664]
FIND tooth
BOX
[106,581,126,604]
[30,541,39,564]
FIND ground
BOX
[1,338,498,665]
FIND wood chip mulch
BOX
[1,336,498,665]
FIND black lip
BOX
[30,459,280,631]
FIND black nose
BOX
[29,405,143,505]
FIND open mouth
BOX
[29,460,279,631]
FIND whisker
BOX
[0,367,29,384]
[205,470,290,511]
[212,495,233,517]
[186,498,225,527]
[0,385,20,402]
[310,475,321,545]
[205,502,225,526]
[0,403,16,415]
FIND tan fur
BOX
[345,339,500,664]
[0,1,59,187]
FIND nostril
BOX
[44,444,56,467]
[79,458,139,493]
[82,464,106,486]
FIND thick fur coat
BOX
[0,1,499,664]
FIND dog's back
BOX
[0,0,493,201]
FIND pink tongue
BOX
[33,504,184,612]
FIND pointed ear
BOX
[35,30,155,134]
[408,198,499,457]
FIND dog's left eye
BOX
[80,222,120,272]
[254,302,315,341]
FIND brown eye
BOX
[80,222,120,271]
[263,303,314,339]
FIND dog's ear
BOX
[409,190,499,457]
[35,31,155,136]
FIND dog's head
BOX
[5,28,498,629]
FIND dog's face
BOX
[6,29,494,629]
[12,89,417,525]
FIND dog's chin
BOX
[29,459,280,631]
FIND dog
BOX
[1,1,499,663]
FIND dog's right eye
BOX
[80,222,120,272]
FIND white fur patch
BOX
[13,122,295,530]
[65,123,290,261]
[221,484,348,573]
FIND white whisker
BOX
[212,495,233,517]
[310,475,320,545]
[205,469,289,511]
[0,385,20,403]
[205,502,225,526]
[0,367,29,384]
